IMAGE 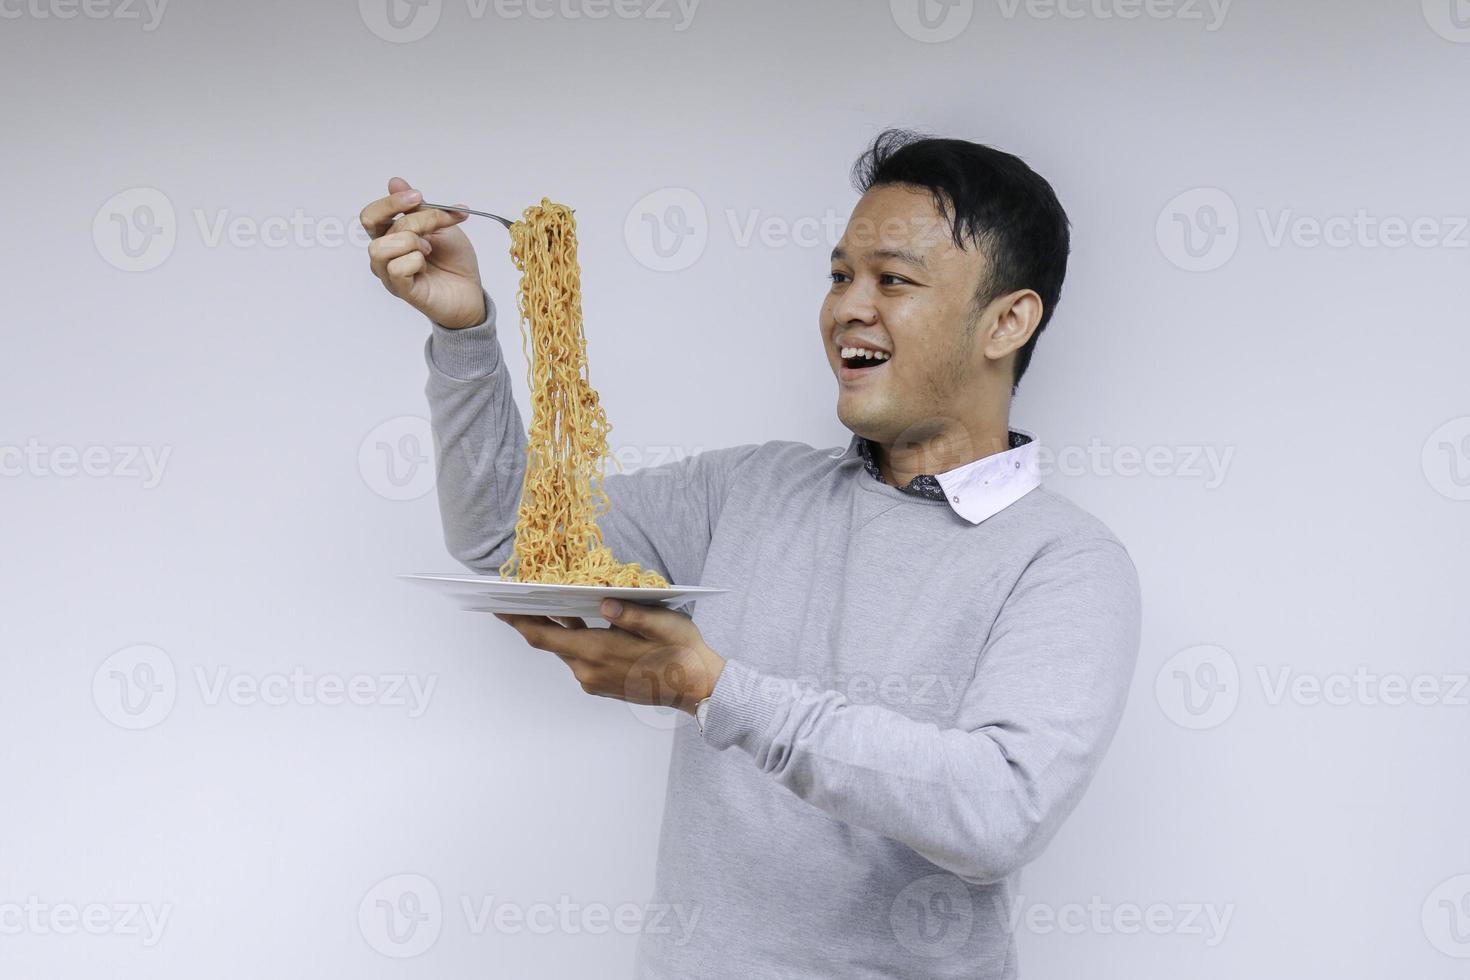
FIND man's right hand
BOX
[360,177,487,329]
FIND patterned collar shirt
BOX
[847,428,1040,524]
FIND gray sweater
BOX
[423,297,1143,979]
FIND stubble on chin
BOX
[837,393,880,442]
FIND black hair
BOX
[850,129,1070,391]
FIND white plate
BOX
[399,572,728,617]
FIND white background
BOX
[3,0,1468,976]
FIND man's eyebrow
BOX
[828,246,929,271]
[873,247,929,270]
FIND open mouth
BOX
[839,346,891,372]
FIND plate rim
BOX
[397,572,728,597]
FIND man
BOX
[359,130,1141,979]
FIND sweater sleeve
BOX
[698,534,1142,884]
[423,292,755,587]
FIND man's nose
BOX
[831,284,878,325]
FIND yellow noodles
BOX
[497,198,669,588]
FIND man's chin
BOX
[836,404,891,444]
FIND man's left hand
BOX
[493,599,725,715]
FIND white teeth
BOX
[840,346,890,361]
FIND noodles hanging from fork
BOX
[497,198,669,588]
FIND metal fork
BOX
[414,201,577,230]
[415,202,515,229]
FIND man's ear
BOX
[982,289,1044,363]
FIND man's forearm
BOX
[699,536,1143,885]
[423,291,529,573]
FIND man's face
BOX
[822,183,993,448]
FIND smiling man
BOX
[360,129,1141,979]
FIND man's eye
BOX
[828,271,910,286]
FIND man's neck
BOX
[874,422,1014,488]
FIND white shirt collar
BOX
[838,427,1042,525]
[933,427,1041,524]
